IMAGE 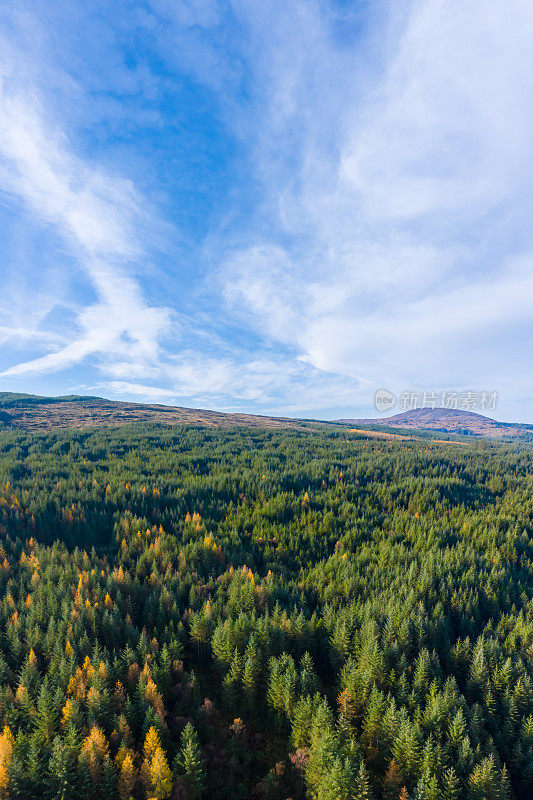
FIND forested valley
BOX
[0,423,531,800]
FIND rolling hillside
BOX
[0,393,308,431]
[0,394,531,440]
[337,407,533,439]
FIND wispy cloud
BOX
[215,0,533,416]
[106,381,180,402]
[0,29,171,379]
[0,0,532,419]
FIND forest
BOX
[0,422,531,800]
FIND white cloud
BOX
[106,381,180,401]
[0,40,171,379]
[221,245,299,344]
[217,0,533,415]
[101,351,362,415]
[340,0,533,220]
[1,0,532,419]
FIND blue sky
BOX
[0,0,532,421]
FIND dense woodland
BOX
[0,423,531,800]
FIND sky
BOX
[0,0,532,422]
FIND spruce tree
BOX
[35,685,59,748]
[174,723,205,800]
[47,736,76,800]
[352,761,374,800]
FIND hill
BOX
[0,392,310,431]
[337,407,533,439]
[0,394,531,440]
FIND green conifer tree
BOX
[174,723,205,800]
[47,736,77,800]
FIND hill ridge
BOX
[0,392,309,431]
[0,394,531,439]
[337,406,533,439]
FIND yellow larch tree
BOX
[118,751,137,800]
[143,726,161,762]
[141,726,166,794]
[0,726,14,798]
[145,679,166,723]
[149,746,173,799]
[61,698,74,726]
[79,725,109,780]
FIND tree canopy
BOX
[0,423,531,799]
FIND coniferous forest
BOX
[0,423,531,800]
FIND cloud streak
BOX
[215,0,533,417]
[0,33,171,379]
[0,0,532,420]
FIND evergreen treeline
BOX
[0,423,531,800]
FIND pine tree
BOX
[447,709,467,751]
[8,750,32,800]
[143,726,162,763]
[27,731,46,793]
[441,767,460,800]
[352,761,374,800]
[392,719,421,785]
[467,754,502,800]
[47,736,77,800]
[100,757,117,800]
[35,685,59,747]
[412,769,439,800]
[242,636,261,709]
[317,756,353,800]
[211,624,233,671]
[299,652,319,696]
[306,705,340,797]
[77,756,93,800]
[291,695,321,749]
[499,764,512,800]
[174,723,205,800]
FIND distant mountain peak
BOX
[337,406,532,439]
[381,407,496,423]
